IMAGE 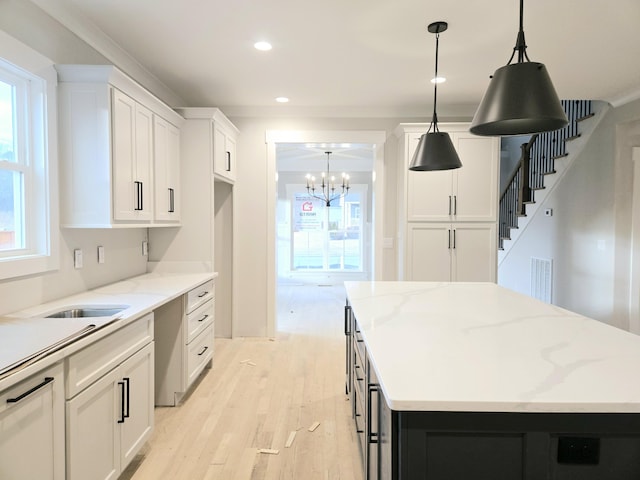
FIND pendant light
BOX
[470,0,568,136]
[409,21,462,171]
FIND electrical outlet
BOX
[97,246,105,264]
[74,249,83,269]
[142,241,149,256]
[544,208,553,217]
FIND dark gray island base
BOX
[378,407,640,479]
[343,284,640,480]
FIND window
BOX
[291,187,365,272]
[0,36,58,280]
[0,69,27,252]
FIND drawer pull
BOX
[197,314,209,323]
[118,380,126,423]
[197,291,208,298]
[6,377,54,404]
[123,377,130,419]
[198,346,209,356]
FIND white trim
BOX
[0,33,59,280]
[629,147,640,333]
[265,130,386,337]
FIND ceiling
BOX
[31,0,640,118]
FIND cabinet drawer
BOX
[186,324,214,388]
[65,313,154,399]
[186,280,214,313]
[186,298,214,343]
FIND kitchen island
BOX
[345,281,640,479]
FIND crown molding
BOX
[29,0,185,107]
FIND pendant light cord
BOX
[429,30,440,133]
[507,0,530,65]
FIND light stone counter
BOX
[0,271,216,391]
[345,281,640,413]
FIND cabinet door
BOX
[451,223,497,282]
[112,88,137,221]
[153,116,181,222]
[453,134,499,222]
[213,124,235,182]
[134,103,153,221]
[111,89,152,222]
[406,223,452,281]
[0,364,64,480]
[406,132,454,221]
[66,368,120,480]
[120,343,154,471]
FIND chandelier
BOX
[305,151,350,207]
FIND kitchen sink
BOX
[45,305,129,318]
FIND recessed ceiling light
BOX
[275,97,289,103]
[431,76,446,84]
[254,41,272,51]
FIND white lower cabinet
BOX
[407,223,497,282]
[155,280,215,406]
[65,314,154,480]
[0,362,65,480]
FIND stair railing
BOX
[498,100,594,250]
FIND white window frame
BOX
[0,31,58,280]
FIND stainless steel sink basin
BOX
[45,306,129,318]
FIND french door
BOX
[291,186,366,272]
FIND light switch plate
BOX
[97,246,105,264]
[142,241,148,256]
[74,249,83,269]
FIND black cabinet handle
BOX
[6,377,54,404]
[453,229,456,249]
[168,188,175,213]
[123,377,130,419]
[197,314,209,323]
[134,181,144,211]
[198,346,209,356]
[198,291,208,298]
[448,229,452,249]
[453,195,457,215]
[367,383,380,444]
[448,195,452,215]
[344,305,352,336]
[226,151,231,172]
[118,380,126,423]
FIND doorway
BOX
[266,131,386,337]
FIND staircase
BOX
[498,100,601,256]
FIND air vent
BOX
[531,257,553,303]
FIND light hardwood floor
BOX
[121,284,363,480]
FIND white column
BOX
[629,147,640,333]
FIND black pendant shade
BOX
[470,62,567,136]
[410,21,462,172]
[470,0,568,136]
[409,132,461,171]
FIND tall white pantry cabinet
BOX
[395,123,499,282]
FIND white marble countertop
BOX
[345,281,640,413]
[0,271,216,391]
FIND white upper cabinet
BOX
[111,89,153,222]
[212,110,239,183]
[56,65,183,228]
[153,115,181,223]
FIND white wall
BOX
[0,5,148,316]
[229,116,408,336]
[498,98,640,331]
